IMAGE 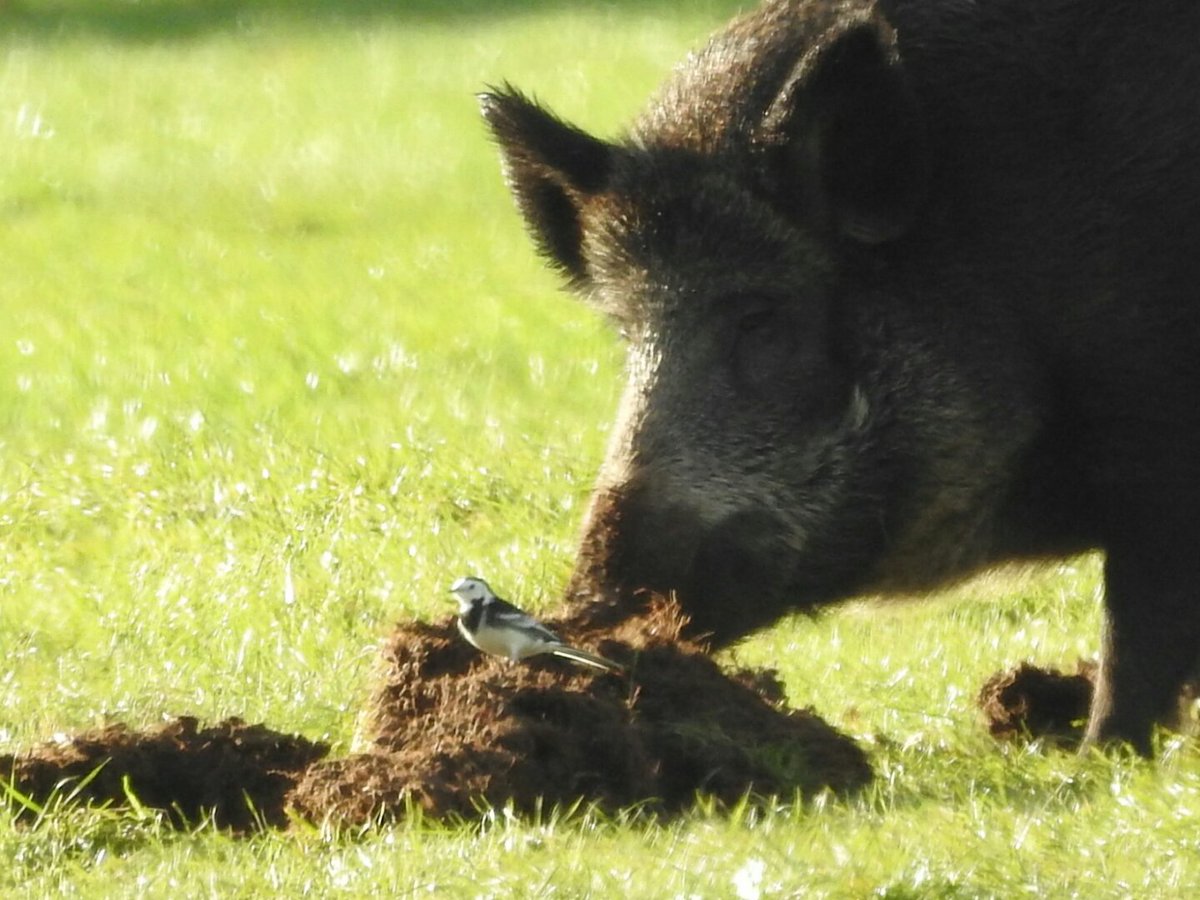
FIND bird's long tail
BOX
[550,644,626,674]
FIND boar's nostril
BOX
[567,478,705,605]
[620,503,701,584]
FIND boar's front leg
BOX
[1086,533,1200,755]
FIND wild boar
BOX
[480,0,1200,754]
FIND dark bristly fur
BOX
[481,0,1200,756]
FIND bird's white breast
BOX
[459,617,542,661]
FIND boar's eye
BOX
[731,308,800,393]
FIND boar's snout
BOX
[566,474,794,645]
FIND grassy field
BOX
[3,1,1200,896]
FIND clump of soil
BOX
[1,599,871,831]
[977,661,1097,746]
[0,717,327,832]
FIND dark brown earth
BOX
[0,717,327,832]
[977,661,1098,746]
[0,599,872,831]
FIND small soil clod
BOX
[977,661,1097,746]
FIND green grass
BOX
[3,2,1200,896]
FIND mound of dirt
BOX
[977,661,1097,746]
[291,599,871,825]
[1,599,871,831]
[0,717,327,832]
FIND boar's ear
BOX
[762,16,928,244]
[479,86,614,285]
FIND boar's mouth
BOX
[681,508,804,642]
[567,486,872,646]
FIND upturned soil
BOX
[1,599,873,831]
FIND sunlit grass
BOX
[3,2,1200,896]
[2,3,692,746]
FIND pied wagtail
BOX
[449,576,625,673]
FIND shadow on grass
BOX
[5,0,748,43]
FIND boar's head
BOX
[481,3,1039,645]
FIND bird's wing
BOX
[488,600,562,644]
